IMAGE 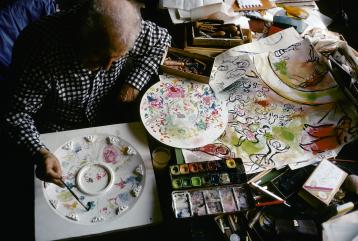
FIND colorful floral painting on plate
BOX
[140,75,228,148]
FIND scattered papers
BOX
[162,0,222,11]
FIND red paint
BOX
[304,124,335,138]
[300,116,353,154]
[255,99,270,107]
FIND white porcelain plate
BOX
[42,135,145,225]
[140,75,228,148]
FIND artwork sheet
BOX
[208,30,358,173]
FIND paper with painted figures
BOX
[43,135,145,225]
[209,31,358,173]
[140,74,228,149]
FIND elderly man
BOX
[3,0,171,187]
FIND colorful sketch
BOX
[140,74,228,148]
[43,135,145,225]
[255,39,343,105]
[269,39,335,91]
[210,51,358,173]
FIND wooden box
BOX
[160,47,214,84]
[191,23,252,48]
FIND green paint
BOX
[241,141,263,153]
[296,87,342,103]
[264,132,273,140]
[272,126,295,142]
[191,176,202,186]
[231,134,240,146]
[273,60,287,76]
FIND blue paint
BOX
[87,201,96,210]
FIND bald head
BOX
[78,0,141,70]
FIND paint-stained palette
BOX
[43,135,145,225]
[140,75,228,148]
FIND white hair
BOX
[80,0,141,51]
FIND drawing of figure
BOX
[299,116,356,154]
[248,139,290,172]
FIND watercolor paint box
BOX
[172,184,254,218]
[169,158,246,189]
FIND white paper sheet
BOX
[163,0,222,10]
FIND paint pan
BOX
[179,164,190,174]
[211,173,220,185]
[204,189,223,214]
[182,177,191,188]
[220,173,231,184]
[172,178,182,189]
[233,187,250,210]
[202,175,212,186]
[190,191,207,216]
[226,159,236,168]
[189,163,199,173]
[170,165,180,175]
[191,176,202,187]
[197,162,207,172]
[207,161,218,171]
[172,191,191,218]
[219,188,238,213]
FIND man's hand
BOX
[118,83,139,102]
[35,148,64,187]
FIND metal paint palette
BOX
[43,135,145,225]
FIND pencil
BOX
[255,200,285,207]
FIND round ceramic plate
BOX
[43,135,145,225]
[140,76,228,148]
[268,39,337,92]
[254,51,342,105]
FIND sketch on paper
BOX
[43,135,145,225]
[209,40,358,173]
[255,39,342,105]
[140,75,228,149]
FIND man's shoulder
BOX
[16,11,73,50]
[140,19,170,38]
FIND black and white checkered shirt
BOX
[4,9,171,155]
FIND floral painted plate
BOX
[268,38,337,92]
[140,75,228,148]
[43,135,145,225]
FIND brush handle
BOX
[61,179,89,211]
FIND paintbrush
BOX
[60,179,89,211]
[250,181,291,207]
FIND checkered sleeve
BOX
[126,20,171,90]
[4,64,51,156]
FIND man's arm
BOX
[3,30,63,187]
[120,20,171,101]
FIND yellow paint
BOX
[57,191,73,202]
